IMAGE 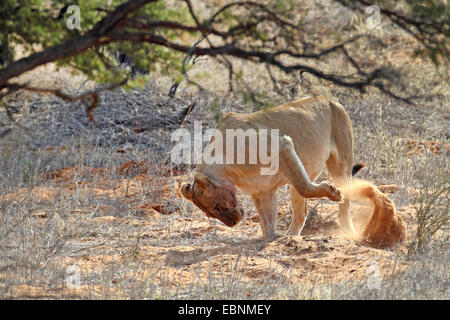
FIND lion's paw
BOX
[324,183,343,202]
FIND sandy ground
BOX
[2,160,418,299]
[1,28,447,298]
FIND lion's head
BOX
[181,172,244,227]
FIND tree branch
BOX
[0,0,423,107]
[0,0,156,87]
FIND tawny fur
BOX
[342,180,406,248]
[181,96,406,248]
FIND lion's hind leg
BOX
[278,135,342,202]
[326,152,357,236]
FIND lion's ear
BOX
[194,172,217,187]
[181,183,193,200]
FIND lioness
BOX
[181,96,364,239]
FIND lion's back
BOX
[218,96,334,133]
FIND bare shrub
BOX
[409,165,449,254]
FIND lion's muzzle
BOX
[216,207,245,227]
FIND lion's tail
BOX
[342,179,384,207]
[341,179,406,248]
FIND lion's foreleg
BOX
[287,188,307,236]
[252,189,278,239]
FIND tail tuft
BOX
[342,179,406,249]
[352,163,366,176]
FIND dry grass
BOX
[0,0,449,300]
[0,79,448,299]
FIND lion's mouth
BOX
[216,207,244,227]
[220,216,238,227]
[192,197,244,227]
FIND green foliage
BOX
[0,0,191,85]
[0,0,448,95]
[22,159,33,184]
[242,90,281,110]
[270,0,296,20]
[399,0,449,64]
[346,0,449,65]
[209,96,223,123]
